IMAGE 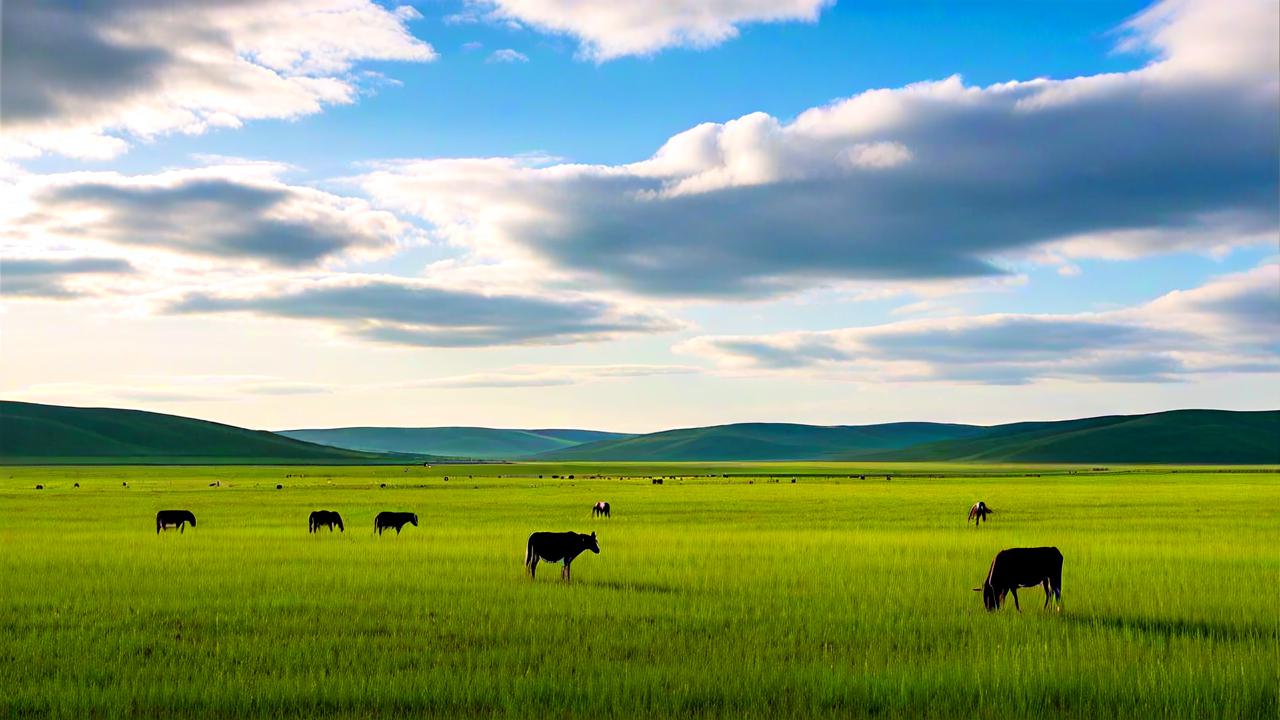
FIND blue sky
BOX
[2,0,1277,431]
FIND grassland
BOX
[1,463,1276,719]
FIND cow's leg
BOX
[1042,581,1051,609]
[1011,588,1021,612]
[528,555,538,579]
[180,522,185,534]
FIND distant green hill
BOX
[538,422,985,461]
[0,401,422,464]
[279,426,632,460]
[847,410,1280,464]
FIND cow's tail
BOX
[524,536,534,569]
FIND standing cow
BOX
[592,501,611,518]
[968,501,994,527]
[525,531,599,582]
[374,511,418,535]
[309,510,345,533]
[156,510,197,534]
[975,547,1063,612]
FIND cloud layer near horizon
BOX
[165,275,680,348]
[1,0,433,158]
[361,0,1278,298]
[679,263,1280,384]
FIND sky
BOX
[1,0,1277,432]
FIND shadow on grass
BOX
[1065,613,1273,642]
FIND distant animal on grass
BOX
[309,510,345,533]
[208,481,220,487]
[974,547,1063,612]
[35,485,43,490]
[968,501,994,527]
[276,484,283,490]
[525,531,599,582]
[380,483,387,488]
[374,511,418,535]
[122,482,128,488]
[156,510,197,534]
[592,501,611,518]
[652,478,663,485]
[73,483,79,488]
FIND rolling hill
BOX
[278,426,631,460]
[846,409,1280,464]
[0,401,423,464]
[537,422,986,461]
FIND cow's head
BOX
[585,531,600,554]
[410,513,419,526]
[974,581,998,611]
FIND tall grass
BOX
[1,465,1275,718]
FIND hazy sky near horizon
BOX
[2,0,1277,432]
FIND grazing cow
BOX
[968,501,994,527]
[975,547,1063,612]
[276,484,283,490]
[156,510,197,534]
[592,501,611,518]
[525,531,599,582]
[652,478,663,485]
[73,483,79,488]
[374,511,418,535]
[35,484,43,490]
[309,510,345,533]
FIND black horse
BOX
[525,531,599,582]
[975,547,1063,612]
[374,511,418,535]
[968,501,994,527]
[309,510,345,533]
[592,501,611,518]
[156,510,197,534]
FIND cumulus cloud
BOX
[359,0,1279,299]
[469,0,832,60]
[487,49,530,63]
[4,164,416,268]
[678,263,1280,384]
[1,0,434,158]
[1,256,136,299]
[164,275,680,347]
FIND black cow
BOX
[976,547,1063,612]
[968,501,994,527]
[592,501,611,518]
[156,510,197,534]
[374,511,418,535]
[309,510,345,533]
[525,531,599,582]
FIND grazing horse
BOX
[374,511,418,535]
[975,547,1063,612]
[968,501,994,527]
[525,531,599,582]
[592,501,611,518]
[309,510,345,533]
[156,510,197,534]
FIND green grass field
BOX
[1,463,1276,719]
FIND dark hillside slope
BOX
[849,410,1279,463]
[279,426,632,459]
[538,422,984,461]
[0,401,405,463]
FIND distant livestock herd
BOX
[45,480,1058,612]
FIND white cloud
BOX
[678,263,1280,384]
[410,364,699,388]
[358,0,1278,299]
[466,0,831,60]
[487,48,530,63]
[1,0,435,159]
